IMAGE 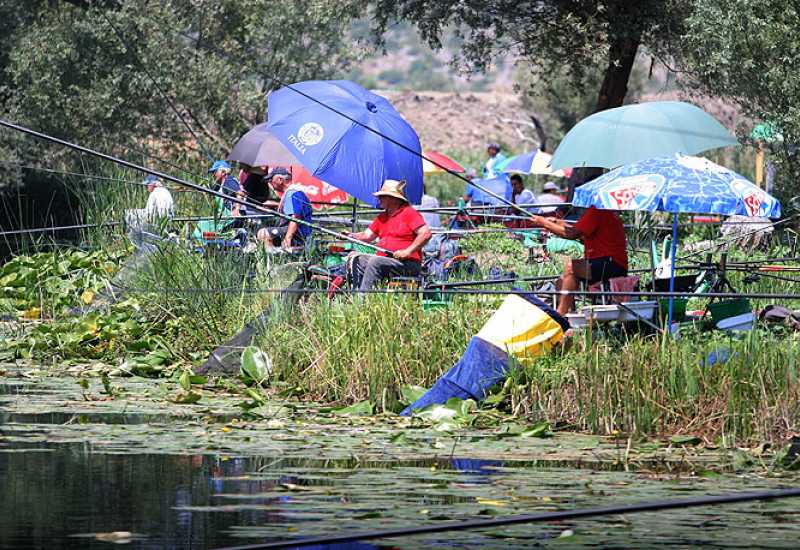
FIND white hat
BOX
[543,182,560,192]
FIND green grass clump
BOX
[510,328,800,445]
[254,294,494,410]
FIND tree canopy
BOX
[369,0,689,113]
[680,0,800,196]
[0,0,361,164]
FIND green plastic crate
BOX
[707,298,751,323]
[659,298,688,322]
[422,299,450,311]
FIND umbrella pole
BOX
[350,197,358,233]
[668,212,678,331]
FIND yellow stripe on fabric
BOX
[476,294,564,362]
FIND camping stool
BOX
[587,275,640,305]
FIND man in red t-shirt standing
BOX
[348,179,433,291]
[530,206,628,315]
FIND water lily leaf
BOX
[389,432,409,444]
[178,370,192,391]
[417,405,457,422]
[331,400,373,416]
[240,346,272,385]
[236,387,268,412]
[496,422,525,437]
[521,421,551,438]
[171,390,202,404]
[433,421,457,432]
[445,397,477,418]
[670,435,702,446]
[416,398,477,423]
[400,385,427,405]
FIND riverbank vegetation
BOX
[3,224,800,448]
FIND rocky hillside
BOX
[378,90,532,152]
[378,88,745,155]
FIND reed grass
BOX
[254,294,495,410]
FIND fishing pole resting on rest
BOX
[0,118,395,256]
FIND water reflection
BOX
[0,445,310,549]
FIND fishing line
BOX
[109,282,800,301]
[123,142,202,177]
[0,222,121,237]
[0,118,394,255]
[132,11,539,219]
[212,488,800,550]
[0,161,150,186]
[678,215,798,261]
[98,9,218,161]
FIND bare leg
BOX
[557,259,591,316]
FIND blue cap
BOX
[267,167,291,179]
[208,160,231,174]
[143,175,161,185]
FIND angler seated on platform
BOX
[255,167,312,250]
[529,206,628,316]
[125,174,175,252]
[208,160,247,229]
[239,164,273,208]
[348,179,432,291]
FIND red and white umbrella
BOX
[421,150,465,174]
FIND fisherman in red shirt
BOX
[530,206,628,315]
[348,179,432,291]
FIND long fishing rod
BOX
[123,143,202,177]
[0,161,150,186]
[0,222,121,237]
[311,202,575,217]
[678,215,798,261]
[0,212,358,238]
[212,488,800,550]
[0,119,394,255]
[135,12,539,220]
[111,283,800,301]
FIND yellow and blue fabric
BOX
[401,292,568,415]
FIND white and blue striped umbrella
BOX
[574,154,781,218]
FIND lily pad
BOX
[331,400,373,416]
[240,346,272,385]
[670,435,702,446]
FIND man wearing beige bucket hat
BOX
[348,179,432,290]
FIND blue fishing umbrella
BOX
[497,150,568,177]
[266,80,423,206]
[574,154,781,327]
[550,101,738,171]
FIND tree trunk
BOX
[567,31,641,197]
[595,36,641,113]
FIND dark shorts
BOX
[264,224,304,247]
[587,256,627,284]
